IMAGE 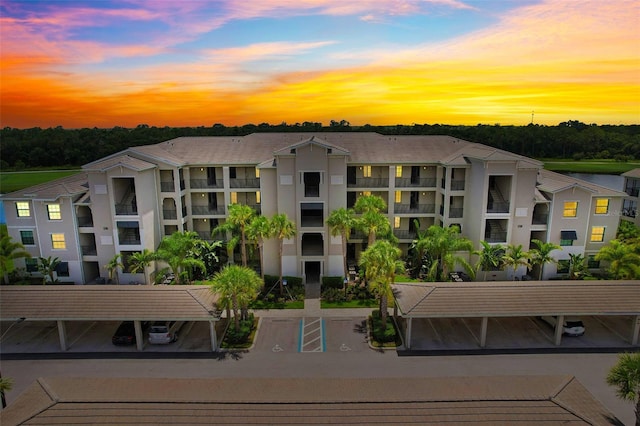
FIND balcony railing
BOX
[190,179,223,189]
[450,180,465,191]
[393,229,418,240]
[115,204,138,215]
[192,205,226,215]
[532,213,548,225]
[449,207,463,218]
[77,216,94,227]
[622,208,637,218]
[625,187,640,197]
[81,245,97,256]
[347,178,389,188]
[487,202,510,213]
[163,209,178,220]
[395,177,437,188]
[349,230,368,240]
[160,181,175,192]
[229,178,260,188]
[394,203,435,214]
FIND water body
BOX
[562,172,624,192]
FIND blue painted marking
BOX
[298,319,303,352]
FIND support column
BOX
[554,315,564,346]
[632,315,640,346]
[134,320,144,352]
[209,321,218,352]
[406,318,412,350]
[57,320,68,351]
[480,317,489,348]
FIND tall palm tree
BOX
[359,240,404,329]
[529,239,561,280]
[104,254,123,285]
[213,204,256,267]
[596,239,640,279]
[474,241,505,281]
[210,265,262,330]
[409,220,430,279]
[326,208,355,281]
[128,249,157,284]
[0,231,31,284]
[270,213,297,295]
[155,231,205,284]
[38,256,61,285]
[420,225,474,281]
[606,352,640,425]
[246,215,272,279]
[357,210,391,247]
[503,244,530,280]
[354,194,386,214]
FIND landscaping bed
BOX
[220,314,259,350]
[368,309,402,348]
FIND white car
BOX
[539,316,585,336]
[148,321,180,344]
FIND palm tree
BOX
[474,241,505,281]
[246,215,272,279]
[38,256,61,285]
[128,249,156,284]
[354,194,386,214]
[420,225,474,281]
[190,239,222,279]
[155,231,206,284]
[0,376,13,409]
[409,220,430,279]
[354,195,390,246]
[359,240,404,329]
[529,239,561,280]
[213,204,256,267]
[568,253,591,280]
[606,352,640,425]
[326,208,356,280]
[210,265,262,330]
[105,254,124,285]
[503,244,530,280]
[270,213,297,294]
[0,231,31,284]
[596,239,640,280]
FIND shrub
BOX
[321,287,345,303]
[322,276,345,289]
[370,310,397,343]
[224,314,255,344]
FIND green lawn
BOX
[320,299,378,309]
[541,159,640,174]
[0,170,82,194]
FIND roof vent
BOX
[290,148,296,154]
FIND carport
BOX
[392,280,640,349]
[0,285,220,352]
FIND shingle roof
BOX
[393,281,640,317]
[537,169,626,197]
[622,168,640,178]
[0,376,618,425]
[0,172,88,201]
[0,285,220,321]
[82,154,157,172]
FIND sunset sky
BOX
[1,0,639,128]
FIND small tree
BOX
[326,208,355,281]
[0,231,31,285]
[596,239,640,280]
[568,253,591,280]
[474,241,505,281]
[38,256,61,285]
[210,265,262,330]
[606,352,640,425]
[0,376,13,409]
[503,244,530,280]
[155,231,206,284]
[529,239,561,280]
[128,249,156,284]
[270,213,296,295]
[105,254,123,285]
[213,204,256,267]
[247,215,272,279]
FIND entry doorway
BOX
[305,261,321,284]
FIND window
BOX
[47,203,61,220]
[51,233,66,249]
[55,262,70,277]
[394,216,400,229]
[594,198,609,214]
[559,238,573,246]
[16,202,30,217]
[395,191,402,203]
[362,165,372,178]
[563,201,578,217]
[557,260,570,274]
[587,255,600,269]
[590,226,605,242]
[362,191,371,196]
[255,168,260,178]
[25,258,38,272]
[229,167,237,179]
[395,166,402,178]
[559,230,577,246]
[230,192,238,204]
[20,230,35,245]
[256,191,261,204]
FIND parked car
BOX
[148,321,180,344]
[539,316,585,336]
[112,321,137,345]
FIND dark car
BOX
[112,321,137,345]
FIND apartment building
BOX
[621,168,640,226]
[1,133,626,284]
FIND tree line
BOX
[1,121,639,170]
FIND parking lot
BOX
[1,313,636,355]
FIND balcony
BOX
[163,209,178,220]
[349,230,368,240]
[118,227,141,245]
[450,180,465,191]
[192,205,226,215]
[622,208,637,218]
[394,203,435,214]
[115,204,137,215]
[160,181,175,192]
[190,179,223,189]
[393,229,417,240]
[81,245,97,256]
[395,177,437,188]
[230,178,260,189]
[449,208,463,218]
[532,213,548,225]
[347,178,389,188]
[487,201,510,214]
[485,232,507,243]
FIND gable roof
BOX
[0,172,88,201]
[83,154,157,172]
[273,135,350,156]
[537,169,626,197]
[0,376,618,425]
[622,168,640,178]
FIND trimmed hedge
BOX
[322,276,345,289]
